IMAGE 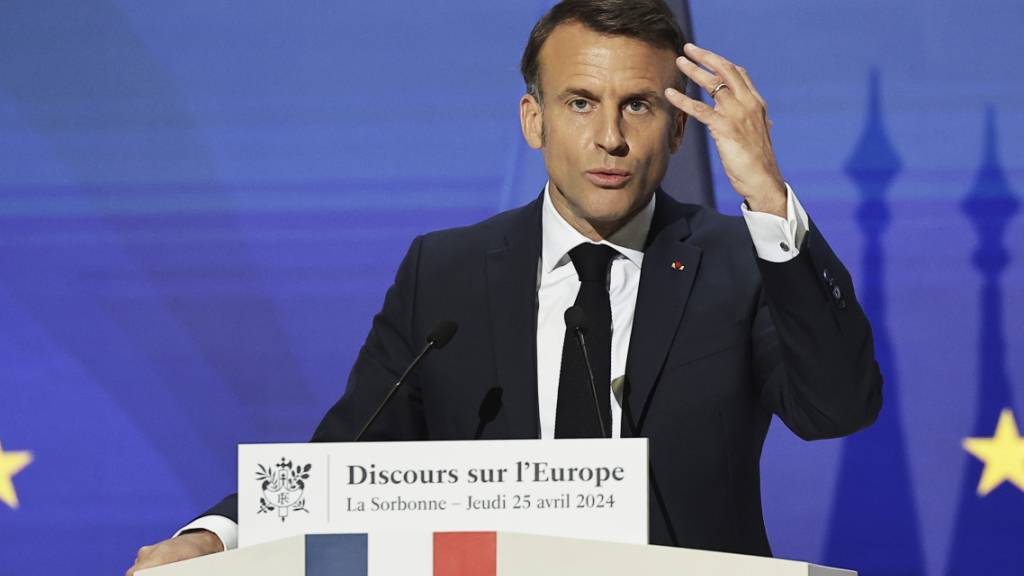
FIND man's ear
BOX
[520,93,544,149]
[669,110,686,154]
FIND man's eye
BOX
[570,99,591,111]
[626,100,650,113]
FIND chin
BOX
[583,192,643,222]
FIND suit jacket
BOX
[205,190,882,556]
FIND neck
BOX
[548,185,654,242]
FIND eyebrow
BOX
[556,87,663,103]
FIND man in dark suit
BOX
[128,0,880,572]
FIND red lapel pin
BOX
[671,260,685,271]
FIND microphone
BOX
[428,320,458,350]
[563,306,607,438]
[353,320,459,441]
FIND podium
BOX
[144,440,855,574]
[139,531,855,575]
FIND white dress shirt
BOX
[178,183,810,548]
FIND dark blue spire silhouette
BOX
[823,70,926,575]
[945,108,1023,575]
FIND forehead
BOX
[538,22,679,95]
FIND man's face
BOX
[520,22,684,239]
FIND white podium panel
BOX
[238,439,649,547]
[494,532,856,576]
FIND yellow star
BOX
[962,408,1024,497]
[0,441,33,509]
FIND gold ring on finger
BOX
[710,82,729,99]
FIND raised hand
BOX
[665,43,787,217]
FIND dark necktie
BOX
[555,243,618,438]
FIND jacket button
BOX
[823,268,833,284]
[832,286,843,300]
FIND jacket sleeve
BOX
[752,221,883,440]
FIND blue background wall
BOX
[1,1,1022,574]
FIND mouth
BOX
[585,169,632,189]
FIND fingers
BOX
[734,66,771,129]
[672,44,784,204]
[683,43,745,90]
[127,533,222,575]
[682,43,750,103]
[664,87,715,126]
[673,54,717,94]
[679,43,772,132]
[675,54,735,105]
[127,545,153,576]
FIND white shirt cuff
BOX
[740,183,810,263]
[174,515,237,551]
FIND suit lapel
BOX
[485,197,543,438]
[623,192,702,436]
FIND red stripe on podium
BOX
[433,532,497,576]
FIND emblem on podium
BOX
[256,458,312,521]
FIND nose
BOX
[595,107,628,157]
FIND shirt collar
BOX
[541,182,655,274]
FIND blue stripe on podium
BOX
[305,534,368,576]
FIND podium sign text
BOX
[238,439,648,548]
